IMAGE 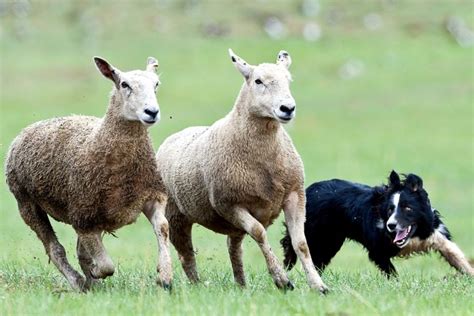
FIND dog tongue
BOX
[394,228,409,243]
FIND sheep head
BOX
[94,56,161,127]
[228,49,296,124]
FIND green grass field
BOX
[1,1,473,315]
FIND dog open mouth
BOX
[393,225,414,248]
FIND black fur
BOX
[281,170,451,277]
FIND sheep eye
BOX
[121,81,131,89]
[155,82,159,89]
[255,79,263,85]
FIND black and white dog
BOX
[281,171,473,276]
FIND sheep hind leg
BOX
[227,233,246,287]
[17,200,85,291]
[77,232,115,280]
[220,206,292,290]
[166,202,199,283]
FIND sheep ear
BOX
[276,50,291,69]
[228,48,253,80]
[94,56,120,85]
[405,174,423,192]
[388,170,401,188]
[146,57,159,73]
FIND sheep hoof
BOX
[275,279,294,292]
[162,282,172,292]
[319,285,329,295]
[284,280,295,291]
[84,276,101,291]
[72,275,87,293]
[156,278,172,292]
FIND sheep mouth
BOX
[393,225,416,248]
[278,116,292,123]
[142,119,157,125]
[273,111,294,123]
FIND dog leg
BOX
[369,253,397,277]
[429,231,474,275]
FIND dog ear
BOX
[388,170,401,189]
[405,174,423,192]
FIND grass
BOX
[0,1,473,315]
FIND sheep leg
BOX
[17,200,85,291]
[283,191,329,294]
[429,231,474,275]
[76,237,100,289]
[227,234,246,286]
[220,206,292,290]
[143,200,173,289]
[167,201,199,283]
[77,232,115,279]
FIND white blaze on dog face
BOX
[386,191,416,248]
[386,192,400,232]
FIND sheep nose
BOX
[144,108,159,119]
[387,222,397,232]
[279,104,295,114]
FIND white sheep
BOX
[5,57,172,291]
[156,49,328,293]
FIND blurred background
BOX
[0,0,473,303]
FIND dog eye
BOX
[404,207,412,212]
[255,79,263,85]
[121,81,131,90]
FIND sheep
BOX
[156,49,328,293]
[5,56,172,291]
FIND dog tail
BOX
[280,223,297,270]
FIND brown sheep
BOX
[156,49,328,293]
[5,57,172,291]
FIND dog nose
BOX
[279,105,295,114]
[387,222,396,232]
[144,108,159,119]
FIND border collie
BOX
[281,171,473,276]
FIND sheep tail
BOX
[280,223,297,270]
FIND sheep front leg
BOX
[283,191,329,294]
[78,232,115,279]
[220,206,292,290]
[143,200,173,290]
[77,237,100,289]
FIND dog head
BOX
[382,171,435,248]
